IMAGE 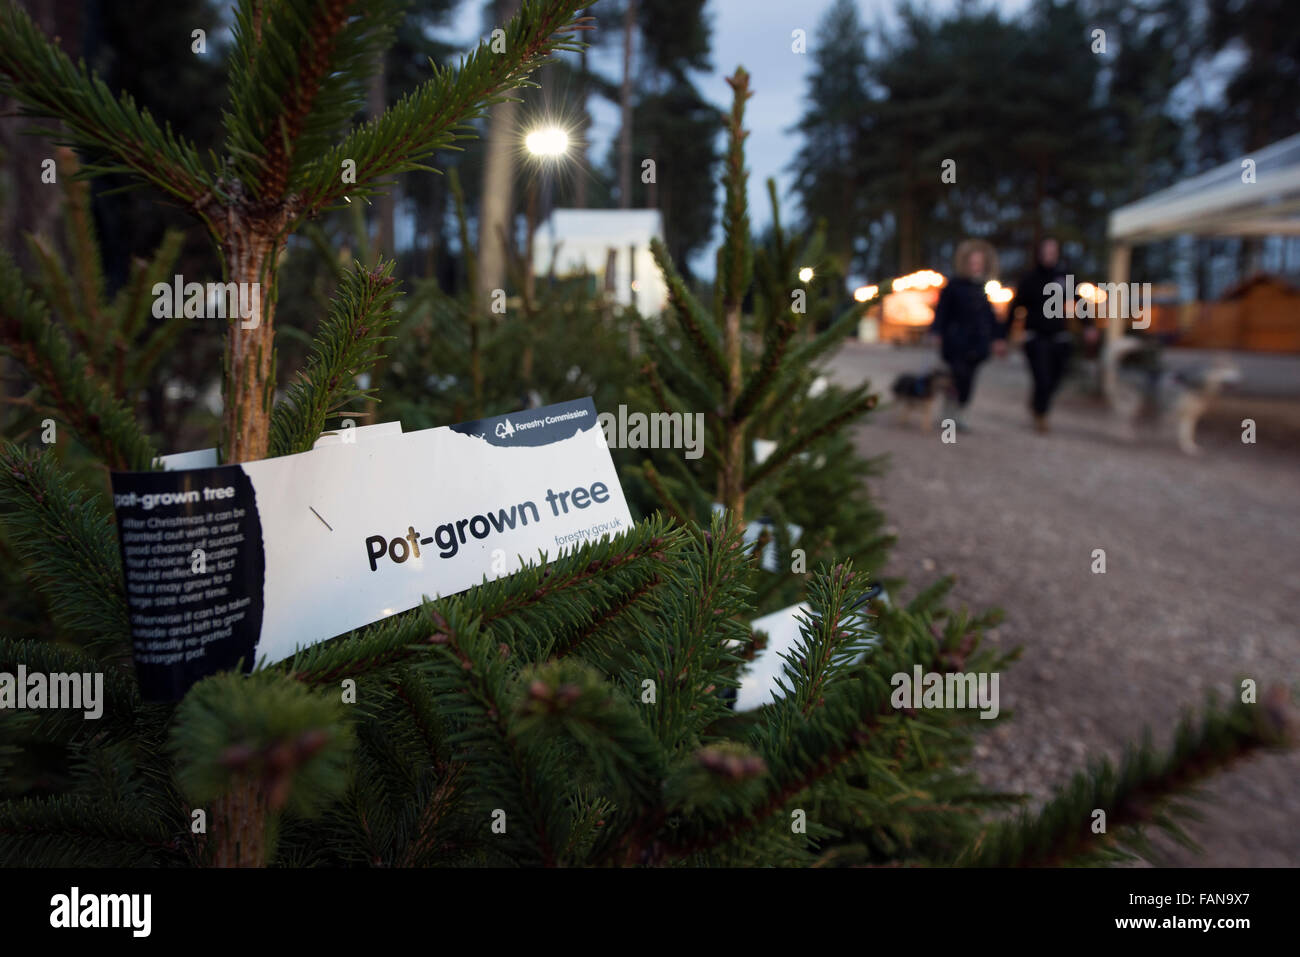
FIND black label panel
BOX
[110,466,265,701]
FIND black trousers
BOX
[945,357,982,406]
[1024,337,1072,415]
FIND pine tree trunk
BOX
[1,0,78,267]
[575,21,590,209]
[220,224,280,464]
[477,0,521,308]
[522,179,538,385]
[368,61,394,259]
[213,225,280,865]
[618,0,636,208]
[209,776,268,867]
[720,300,744,516]
[365,55,393,420]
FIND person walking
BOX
[1006,237,1093,433]
[929,239,1006,432]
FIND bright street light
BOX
[798,266,814,282]
[891,269,945,292]
[984,279,1014,304]
[1077,281,1107,303]
[525,127,569,157]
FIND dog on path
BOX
[1102,337,1240,455]
[890,369,953,433]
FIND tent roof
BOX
[1109,131,1300,242]
[543,208,664,243]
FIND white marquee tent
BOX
[1106,131,1300,344]
[532,208,669,316]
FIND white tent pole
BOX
[1103,242,1132,402]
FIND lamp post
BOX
[523,126,570,302]
[520,127,570,387]
[525,127,569,160]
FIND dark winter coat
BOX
[931,276,1004,365]
[1008,262,1071,337]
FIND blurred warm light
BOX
[525,127,569,157]
[798,267,814,283]
[882,290,935,326]
[630,280,640,291]
[1077,281,1107,303]
[891,269,945,292]
[853,284,879,302]
[984,279,1014,304]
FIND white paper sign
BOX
[735,595,882,712]
[156,420,404,470]
[111,398,632,699]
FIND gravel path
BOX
[824,341,1300,867]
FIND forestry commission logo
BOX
[50,887,151,937]
[488,408,588,442]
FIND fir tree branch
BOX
[171,671,355,816]
[268,261,400,457]
[513,659,666,809]
[744,390,878,494]
[548,573,665,662]
[959,687,1296,867]
[660,582,994,860]
[730,302,800,424]
[780,299,869,382]
[0,794,180,867]
[299,667,464,867]
[634,516,752,755]
[223,0,403,201]
[639,322,723,414]
[296,0,593,214]
[396,765,466,867]
[453,520,678,661]
[171,671,354,866]
[285,518,681,686]
[717,68,754,319]
[0,0,212,206]
[55,148,108,356]
[649,238,727,385]
[0,637,139,743]
[421,605,562,865]
[449,169,484,417]
[638,460,691,526]
[0,445,131,655]
[639,358,676,423]
[774,564,875,718]
[122,233,190,389]
[0,253,157,472]
[24,149,187,395]
[390,667,452,774]
[765,178,788,274]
